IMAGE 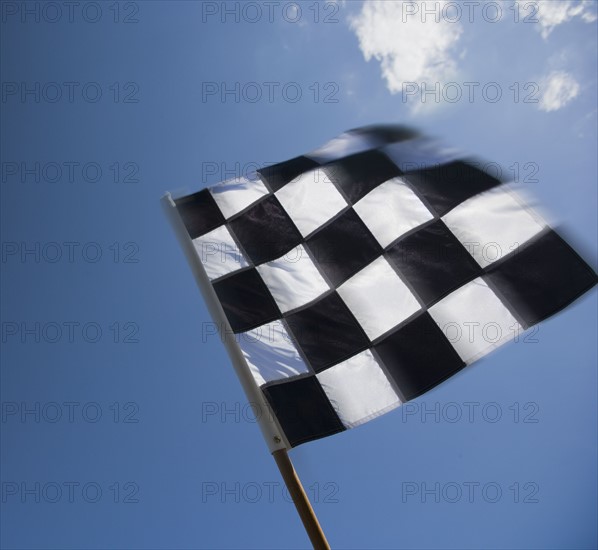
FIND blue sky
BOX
[1,1,597,548]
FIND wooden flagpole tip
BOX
[272,448,331,550]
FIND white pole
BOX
[161,193,289,453]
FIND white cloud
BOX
[538,70,580,112]
[348,1,463,99]
[535,0,597,39]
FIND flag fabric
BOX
[172,125,597,448]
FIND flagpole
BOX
[272,449,331,550]
[162,193,331,548]
[161,193,288,452]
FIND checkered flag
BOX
[167,125,597,448]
